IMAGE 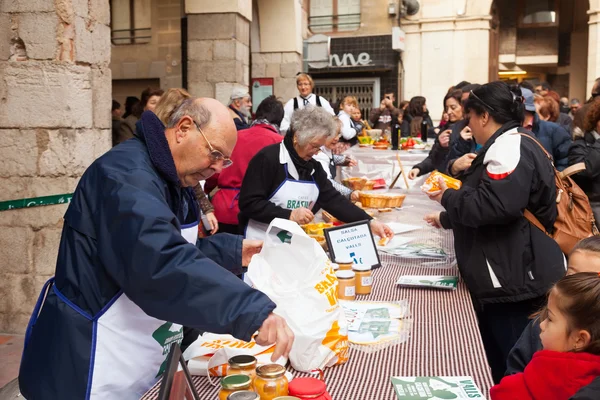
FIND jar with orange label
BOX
[227,355,257,381]
[352,264,372,295]
[219,375,254,400]
[254,364,289,400]
[335,270,356,300]
[335,258,353,270]
[330,263,339,272]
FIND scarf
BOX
[284,130,314,177]
[251,119,281,133]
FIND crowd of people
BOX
[20,73,600,399]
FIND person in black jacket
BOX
[239,105,393,241]
[505,237,600,399]
[400,96,434,138]
[424,81,566,384]
[568,99,600,222]
[408,90,463,178]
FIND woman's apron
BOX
[245,163,320,241]
[24,193,200,399]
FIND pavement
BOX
[0,335,23,390]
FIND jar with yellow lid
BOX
[335,270,356,300]
[254,364,289,400]
[219,375,254,400]
[352,264,372,295]
[335,258,353,271]
[227,355,258,381]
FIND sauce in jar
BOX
[227,391,260,400]
[352,264,372,295]
[330,263,339,272]
[335,270,356,300]
[254,364,289,400]
[335,258,353,271]
[227,355,258,381]
[219,375,254,400]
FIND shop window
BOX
[110,0,152,45]
[310,0,360,33]
[518,0,559,28]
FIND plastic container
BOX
[335,258,353,271]
[335,270,356,300]
[352,264,372,295]
[288,377,332,400]
[220,375,254,400]
[227,355,257,381]
[254,364,289,400]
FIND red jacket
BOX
[491,350,600,400]
[205,124,282,225]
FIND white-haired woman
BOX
[280,73,335,132]
[239,106,393,240]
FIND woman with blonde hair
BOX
[280,73,335,132]
[337,96,363,151]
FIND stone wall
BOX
[0,0,111,333]
[251,52,302,103]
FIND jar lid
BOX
[227,391,260,400]
[335,258,353,264]
[330,263,339,271]
[352,264,371,272]
[256,364,286,378]
[335,270,355,279]
[273,397,302,400]
[288,377,327,396]
[228,354,257,368]
[221,374,252,390]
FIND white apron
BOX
[245,144,320,241]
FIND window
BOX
[518,0,559,28]
[309,0,360,33]
[110,0,152,45]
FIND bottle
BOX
[227,355,258,382]
[254,364,289,400]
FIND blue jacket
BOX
[19,111,276,399]
[531,113,571,171]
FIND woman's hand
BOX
[460,126,472,141]
[424,212,443,229]
[346,157,358,167]
[350,191,360,202]
[450,153,477,176]
[428,176,448,203]
[290,207,314,225]
[205,212,219,235]
[439,130,451,148]
[370,220,394,239]
[408,168,420,180]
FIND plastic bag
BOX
[246,218,349,372]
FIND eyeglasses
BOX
[192,120,233,168]
[470,90,496,112]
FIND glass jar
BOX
[335,258,353,271]
[227,391,260,400]
[336,270,356,301]
[288,377,331,400]
[330,263,339,272]
[254,364,289,400]
[219,375,254,400]
[227,355,258,381]
[352,264,372,295]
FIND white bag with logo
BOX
[246,218,349,372]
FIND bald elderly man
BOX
[19,98,293,399]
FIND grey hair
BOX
[290,106,338,146]
[167,98,212,129]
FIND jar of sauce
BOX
[352,264,372,295]
[254,364,289,400]
[330,263,339,272]
[227,355,258,381]
[288,377,332,400]
[220,375,254,400]
[335,258,353,271]
[227,391,260,400]
[335,270,356,301]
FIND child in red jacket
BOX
[491,272,600,400]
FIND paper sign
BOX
[391,376,484,399]
[251,78,274,114]
[396,275,458,290]
[324,220,381,269]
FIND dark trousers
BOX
[219,222,241,235]
[476,296,545,384]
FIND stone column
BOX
[588,4,600,95]
[185,0,251,104]
[0,0,111,333]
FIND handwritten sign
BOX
[324,220,381,269]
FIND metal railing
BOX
[111,27,152,45]
[308,13,361,30]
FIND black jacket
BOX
[439,123,565,303]
[238,142,371,229]
[531,113,571,171]
[229,105,250,131]
[568,131,600,202]
[414,121,460,175]
[400,112,434,138]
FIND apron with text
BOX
[24,193,200,400]
[245,163,320,240]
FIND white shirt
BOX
[337,110,357,140]
[280,93,335,132]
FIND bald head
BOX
[195,98,237,154]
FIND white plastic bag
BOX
[246,218,349,372]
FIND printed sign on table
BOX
[324,220,381,269]
[391,376,484,399]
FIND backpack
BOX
[519,133,599,255]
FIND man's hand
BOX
[255,313,295,362]
[439,130,451,148]
[379,100,387,111]
[290,207,314,225]
[427,176,448,204]
[424,212,443,229]
[205,212,219,235]
[350,190,360,202]
[450,153,477,176]
[460,126,473,141]
[242,239,263,266]
[370,220,394,239]
[408,168,420,180]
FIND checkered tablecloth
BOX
[141,192,494,400]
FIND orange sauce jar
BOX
[335,270,356,300]
[336,258,353,271]
[254,364,289,400]
[352,264,372,295]
[227,355,257,382]
[220,375,254,400]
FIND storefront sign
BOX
[251,78,274,114]
[330,52,373,68]
[392,27,406,52]
[325,221,381,269]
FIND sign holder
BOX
[324,220,381,269]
